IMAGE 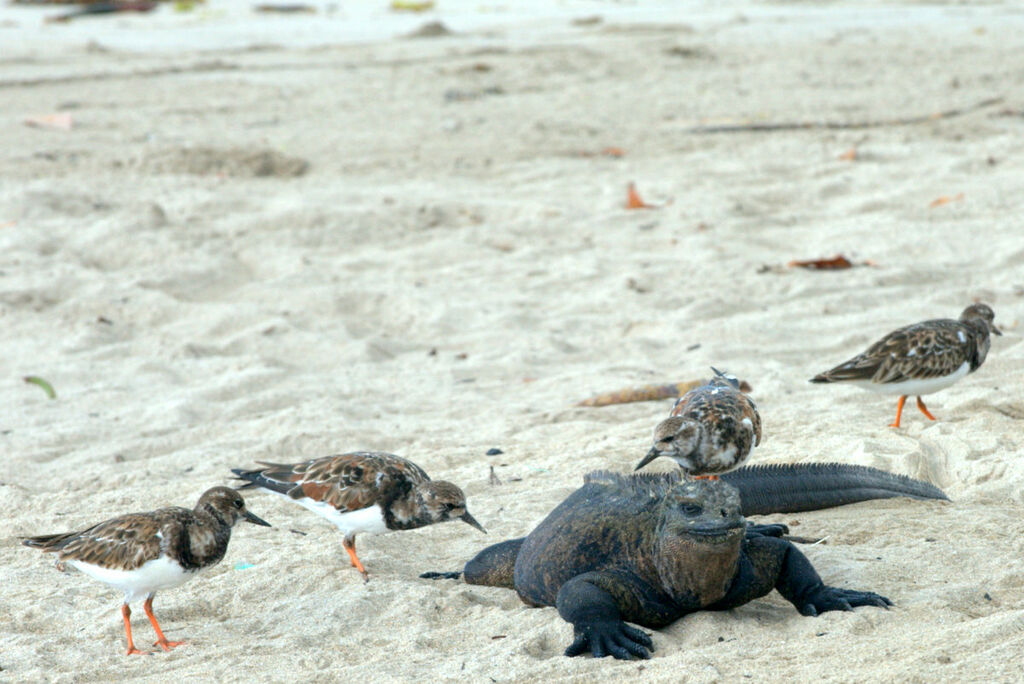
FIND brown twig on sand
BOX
[576,378,753,408]
[254,4,316,12]
[686,97,1004,134]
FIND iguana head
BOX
[653,477,745,604]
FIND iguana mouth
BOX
[687,523,744,540]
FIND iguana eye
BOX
[681,504,702,517]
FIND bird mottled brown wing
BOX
[22,509,192,570]
[671,381,761,446]
[814,319,972,385]
[745,396,762,446]
[250,452,431,512]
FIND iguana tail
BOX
[721,463,948,517]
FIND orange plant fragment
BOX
[929,193,964,208]
[24,113,73,131]
[626,182,655,209]
[576,378,752,407]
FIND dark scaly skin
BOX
[722,462,948,516]
[424,472,892,660]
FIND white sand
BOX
[3,1,1024,681]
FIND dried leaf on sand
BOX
[787,255,876,270]
[929,193,964,208]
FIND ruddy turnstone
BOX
[634,367,761,479]
[22,487,270,656]
[232,451,484,581]
[810,303,1001,428]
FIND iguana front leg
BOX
[555,570,676,660]
[713,536,891,614]
[770,539,892,616]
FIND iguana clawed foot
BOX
[746,523,823,545]
[564,620,654,660]
[796,587,893,617]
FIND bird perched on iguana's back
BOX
[423,463,947,660]
[636,367,761,478]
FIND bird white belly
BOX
[69,557,192,604]
[269,490,389,536]
[707,444,739,471]
[856,362,970,396]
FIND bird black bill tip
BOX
[460,511,486,534]
[635,448,659,472]
[243,510,272,527]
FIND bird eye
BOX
[443,503,456,512]
[681,504,702,517]
[234,499,244,509]
[659,436,674,444]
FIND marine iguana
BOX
[423,463,947,659]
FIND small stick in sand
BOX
[687,97,1004,134]
[576,377,752,407]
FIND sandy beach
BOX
[3,0,1024,681]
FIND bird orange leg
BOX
[889,395,907,428]
[122,604,151,656]
[915,396,937,421]
[692,475,719,481]
[343,536,369,582]
[144,596,184,651]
